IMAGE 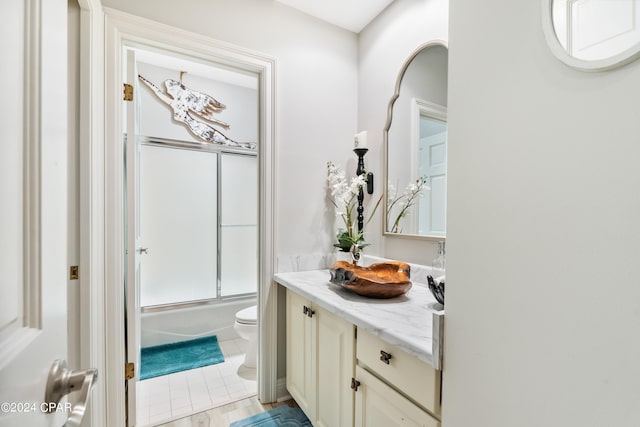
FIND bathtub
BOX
[140,297,257,347]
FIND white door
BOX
[124,48,142,427]
[0,0,92,426]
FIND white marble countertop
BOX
[274,269,443,368]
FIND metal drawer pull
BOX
[306,308,315,318]
[44,359,98,427]
[380,350,392,364]
[351,378,361,391]
[303,306,308,315]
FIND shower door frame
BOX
[82,8,278,425]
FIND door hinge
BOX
[125,362,135,380]
[69,265,79,280]
[123,83,133,101]
[351,377,361,392]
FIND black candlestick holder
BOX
[354,148,368,233]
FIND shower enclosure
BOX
[124,47,261,351]
[113,22,276,424]
[139,139,258,309]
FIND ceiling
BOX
[274,0,395,33]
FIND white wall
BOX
[101,0,359,257]
[442,1,640,426]
[358,0,449,264]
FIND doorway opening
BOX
[97,11,277,424]
[124,47,260,426]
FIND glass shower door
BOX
[138,146,257,306]
[139,144,218,307]
[220,153,258,297]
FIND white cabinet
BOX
[285,288,442,427]
[286,289,355,427]
[354,329,441,427]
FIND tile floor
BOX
[136,338,257,426]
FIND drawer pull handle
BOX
[303,306,308,315]
[351,378,361,391]
[380,350,392,364]
[307,308,315,318]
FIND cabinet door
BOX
[316,306,355,427]
[286,290,316,421]
[354,366,440,427]
[357,329,440,416]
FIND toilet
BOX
[234,305,258,368]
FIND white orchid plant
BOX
[327,161,381,253]
[387,176,430,233]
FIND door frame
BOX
[78,5,278,425]
[77,1,108,426]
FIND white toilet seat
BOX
[235,305,257,325]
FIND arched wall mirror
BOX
[384,42,448,239]
[542,0,640,71]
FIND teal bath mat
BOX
[140,335,224,380]
[230,405,312,427]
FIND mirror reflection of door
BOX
[418,114,447,236]
[552,0,640,61]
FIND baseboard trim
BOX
[276,377,292,402]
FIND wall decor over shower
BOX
[138,73,257,150]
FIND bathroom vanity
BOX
[275,269,444,427]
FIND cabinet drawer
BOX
[357,329,440,416]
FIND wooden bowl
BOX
[329,260,412,299]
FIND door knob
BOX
[44,359,98,427]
